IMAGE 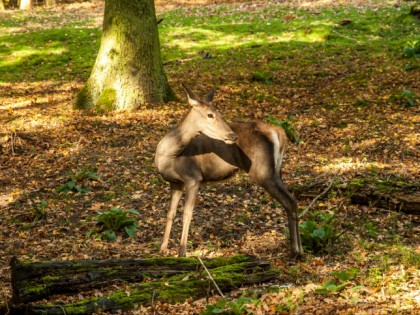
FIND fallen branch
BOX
[299,175,338,219]
[197,256,225,299]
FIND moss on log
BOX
[10,256,279,315]
[11,255,256,304]
[291,175,418,214]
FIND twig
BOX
[58,305,67,315]
[197,257,225,299]
[299,175,338,219]
[331,30,362,44]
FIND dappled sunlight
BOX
[1,47,66,68]
[315,157,417,177]
[1,1,419,313]
[163,24,330,53]
[317,158,389,173]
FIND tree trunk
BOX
[75,0,175,112]
[9,255,278,315]
[45,0,56,7]
[0,0,5,11]
[19,0,32,10]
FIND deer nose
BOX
[225,132,238,144]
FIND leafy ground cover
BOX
[0,0,419,314]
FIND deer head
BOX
[182,83,238,144]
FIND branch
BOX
[197,257,225,299]
[299,176,338,219]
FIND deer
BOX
[155,84,303,258]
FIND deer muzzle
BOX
[225,132,238,144]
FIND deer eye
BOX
[207,113,214,119]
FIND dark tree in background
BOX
[76,0,175,111]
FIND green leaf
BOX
[128,208,140,215]
[311,227,326,239]
[103,230,117,241]
[124,225,137,237]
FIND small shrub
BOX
[315,268,363,300]
[88,207,139,241]
[299,211,340,253]
[30,200,47,222]
[390,89,418,108]
[56,165,99,194]
[251,70,275,85]
[402,40,420,59]
[203,296,254,315]
[267,115,302,145]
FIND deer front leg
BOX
[179,181,200,257]
[160,182,184,254]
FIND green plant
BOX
[315,268,363,300]
[56,165,99,194]
[402,40,420,59]
[88,207,139,241]
[390,89,418,108]
[203,296,254,315]
[299,211,340,253]
[267,115,302,145]
[315,280,346,296]
[30,200,47,222]
[251,70,275,85]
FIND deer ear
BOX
[182,83,200,107]
[204,88,215,104]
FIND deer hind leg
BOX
[160,182,184,254]
[261,175,303,258]
[178,180,200,257]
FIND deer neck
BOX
[155,113,200,163]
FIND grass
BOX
[0,28,100,82]
[1,3,418,83]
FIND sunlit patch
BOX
[163,25,328,53]
[1,47,66,68]
[317,158,390,173]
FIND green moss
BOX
[60,304,89,315]
[96,88,117,113]
[23,284,45,295]
[251,70,275,84]
[348,174,415,193]
[144,257,197,266]
[74,83,93,110]
[41,275,60,282]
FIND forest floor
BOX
[0,0,419,314]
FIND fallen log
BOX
[350,191,420,214]
[10,255,279,315]
[11,254,258,304]
[291,176,419,214]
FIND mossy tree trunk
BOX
[75,0,176,112]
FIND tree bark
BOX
[45,0,56,7]
[10,255,278,315]
[75,0,175,111]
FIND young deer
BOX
[155,85,303,258]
